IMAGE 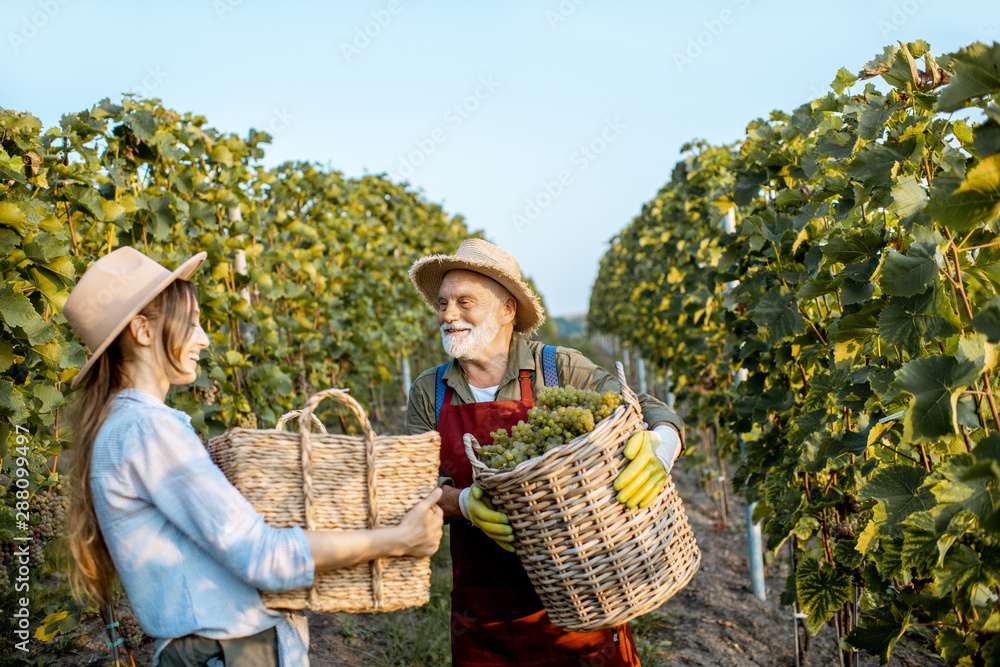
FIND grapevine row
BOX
[590,41,1000,664]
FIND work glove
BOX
[613,425,682,509]
[459,485,515,552]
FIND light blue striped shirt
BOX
[91,388,316,666]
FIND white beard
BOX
[440,307,501,360]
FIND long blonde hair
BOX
[68,279,199,605]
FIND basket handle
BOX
[614,361,642,414]
[297,388,384,609]
[464,433,488,476]
[274,409,329,434]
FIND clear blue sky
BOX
[3,1,998,316]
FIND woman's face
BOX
[165,305,210,386]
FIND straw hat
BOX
[409,239,544,335]
[63,247,207,389]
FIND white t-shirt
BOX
[469,384,500,403]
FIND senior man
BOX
[406,239,684,667]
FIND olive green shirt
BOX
[405,334,684,443]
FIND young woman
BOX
[62,247,443,667]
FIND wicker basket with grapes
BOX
[464,362,700,633]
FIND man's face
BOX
[437,271,504,360]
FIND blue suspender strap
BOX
[541,345,559,387]
[435,363,448,428]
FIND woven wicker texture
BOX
[208,389,441,613]
[465,363,700,632]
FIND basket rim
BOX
[209,427,440,442]
[469,385,643,482]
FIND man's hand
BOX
[613,430,676,509]
[460,485,515,552]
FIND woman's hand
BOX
[394,487,445,557]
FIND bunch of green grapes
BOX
[536,385,621,422]
[479,387,622,469]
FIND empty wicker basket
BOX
[464,363,700,632]
[208,389,441,612]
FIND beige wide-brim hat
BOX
[409,238,544,335]
[63,246,207,389]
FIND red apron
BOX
[438,369,641,667]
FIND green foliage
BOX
[0,97,469,657]
[589,40,1000,664]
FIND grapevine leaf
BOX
[822,227,885,265]
[751,286,805,343]
[839,277,875,306]
[21,318,56,346]
[973,121,1000,160]
[834,536,865,570]
[856,517,878,554]
[796,557,851,636]
[901,510,939,573]
[34,611,72,642]
[788,410,828,448]
[859,104,904,142]
[878,536,905,580]
[33,339,66,372]
[984,634,1000,667]
[891,356,981,443]
[33,384,63,413]
[936,511,978,567]
[831,67,859,95]
[0,201,29,233]
[929,454,997,521]
[64,184,105,220]
[816,131,856,159]
[889,175,928,218]
[0,379,29,422]
[0,340,13,373]
[845,144,902,188]
[927,154,1000,234]
[935,627,978,666]
[844,605,909,665]
[936,543,980,597]
[957,333,997,372]
[877,290,956,355]
[0,288,39,328]
[937,41,1000,112]
[861,465,933,538]
[879,246,937,297]
[973,298,1000,343]
[830,302,880,344]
